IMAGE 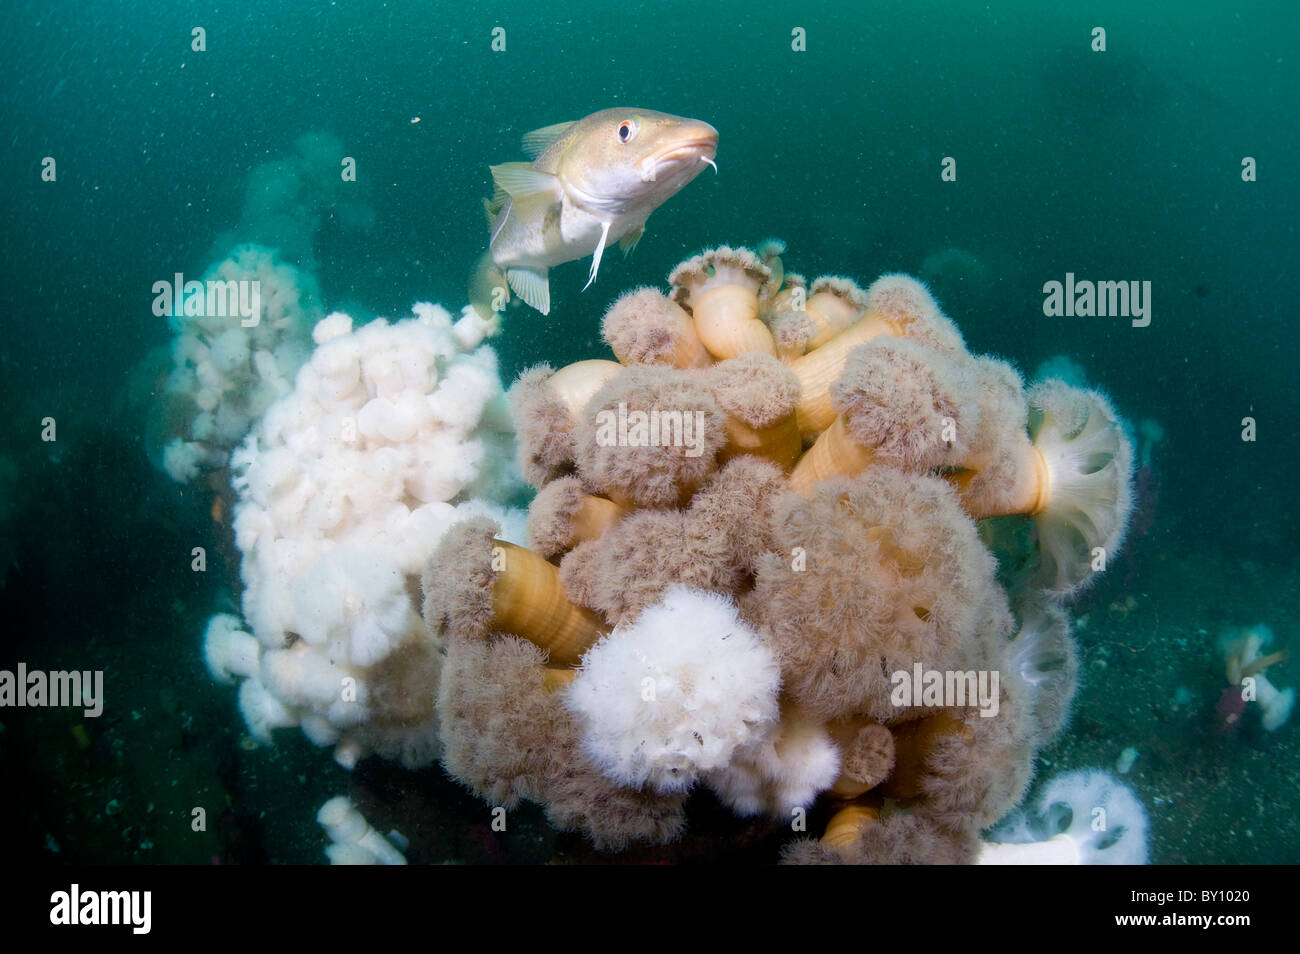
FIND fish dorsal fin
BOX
[583,220,613,291]
[521,121,577,160]
[507,266,551,315]
[490,162,561,202]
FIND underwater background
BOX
[1,0,1296,864]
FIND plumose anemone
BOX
[201,303,525,769]
[185,227,1144,861]
[415,241,1142,861]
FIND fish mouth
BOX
[651,135,718,164]
[641,136,719,182]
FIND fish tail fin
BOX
[469,251,510,321]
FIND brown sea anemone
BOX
[601,286,712,369]
[770,307,816,363]
[746,467,1001,724]
[789,338,979,492]
[525,476,628,560]
[945,356,1030,515]
[801,276,871,351]
[782,806,979,865]
[669,246,777,359]
[419,256,1146,864]
[436,630,686,849]
[571,364,727,507]
[704,704,844,817]
[509,360,623,486]
[761,270,806,322]
[827,718,896,798]
[763,274,866,362]
[704,352,802,470]
[884,693,1033,832]
[789,274,966,440]
[1004,599,1079,744]
[947,370,1135,596]
[421,515,605,665]
[559,456,786,626]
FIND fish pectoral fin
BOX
[583,221,613,292]
[507,267,551,316]
[618,226,644,257]
[520,121,577,159]
[490,162,562,202]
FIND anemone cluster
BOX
[203,302,525,769]
[159,244,319,483]
[422,243,1138,861]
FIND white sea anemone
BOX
[981,769,1148,864]
[202,613,261,684]
[203,303,525,770]
[317,795,407,865]
[704,707,841,816]
[159,244,318,482]
[1027,381,1135,596]
[566,585,782,793]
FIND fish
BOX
[471,108,718,317]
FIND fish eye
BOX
[618,120,637,143]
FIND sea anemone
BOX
[668,246,777,359]
[571,364,727,507]
[558,456,786,626]
[317,795,407,865]
[784,805,978,865]
[827,718,896,798]
[508,359,623,487]
[789,273,966,440]
[1026,381,1135,596]
[202,303,523,769]
[703,352,802,470]
[1004,599,1079,743]
[951,375,1135,597]
[434,619,686,849]
[525,476,628,559]
[1219,625,1294,732]
[202,613,261,684]
[981,769,1149,864]
[421,515,605,666]
[565,585,782,793]
[748,467,1002,723]
[704,705,843,816]
[799,276,871,351]
[789,337,978,492]
[601,287,712,369]
[159,245,317,483]
[770,307,816,363]
[369,252,1149,861]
